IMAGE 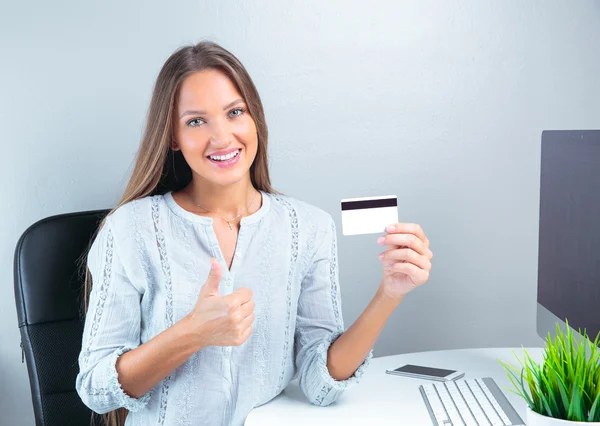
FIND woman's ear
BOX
[171,140,181,151]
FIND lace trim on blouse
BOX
[132,200,158,336]
[152,197,175,425]
[82,227,114,367]
[313,332,373,406]
[105,347,152,410]
[313,219,361,406]
[273,196,300,393]
[329,219,343,330]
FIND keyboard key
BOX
[476,379,511,425]
[456,381,491,426]
[432,383,462,426]
[446,382,478,426]
[467,380,504,426]
[421,377,522,426]
[423,385,451,425]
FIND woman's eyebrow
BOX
[179,98,244,119]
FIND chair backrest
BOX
[14,209,110,426]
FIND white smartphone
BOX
[385,364,465,382]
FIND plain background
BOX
[1,0,599,424]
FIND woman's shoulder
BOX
[87,195,162,279]
[268,192,334,233]
[107,194,156,220]
[103,194,163,238]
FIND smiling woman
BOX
[75,40,432,426]
[172,71,257,183]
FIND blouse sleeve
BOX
[294,214,372,407]
[75,216,151,414]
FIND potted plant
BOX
[498,320,600,425]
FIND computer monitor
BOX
[537,130,600,346]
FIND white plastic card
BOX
[341,195,398,236]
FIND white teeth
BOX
[210,149,240,161]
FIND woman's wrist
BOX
[374,284,404,311]
[178,314,209,353]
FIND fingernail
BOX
[377,237,385,245]
[386,225,395,232]
[378,253,384,260]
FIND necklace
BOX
[192,190,259,230]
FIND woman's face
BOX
[173,69,258,187]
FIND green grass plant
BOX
[498,321,600,422]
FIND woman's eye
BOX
[229,107,246,118]
[187,118,205,127]
[187,108,245,127]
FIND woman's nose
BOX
[208,118,232,147]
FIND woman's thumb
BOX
[201,258,222,296]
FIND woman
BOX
[76,41,433,426]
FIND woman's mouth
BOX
[207,148,241,169]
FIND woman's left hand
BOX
[377,222,433,300]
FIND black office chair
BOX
[14,209,110,426]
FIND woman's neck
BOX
[185,176,259,218]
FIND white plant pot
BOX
[526,406,600,425]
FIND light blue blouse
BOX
[76,190,372,426]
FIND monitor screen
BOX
[537,130,600,343]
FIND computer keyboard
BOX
[419,377,525,426]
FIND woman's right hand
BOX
[110,258,253,400]
[185,258,255,348]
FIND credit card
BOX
[341,195,398,236]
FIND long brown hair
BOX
[83,40,278,426]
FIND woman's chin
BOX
[200,169,251,187]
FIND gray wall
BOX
[2,0,599,424]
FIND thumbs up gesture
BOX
[186,258,255,347]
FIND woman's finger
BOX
[379,233,429,256]
[387,262,430,285]
[238,300,255,318]
[238,324,253,345]
[380,248,432,271]
[232,318,254,346]
[239,311,255,329]
[387,222,428,243]
[224,287,253,308]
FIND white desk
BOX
[246,347,544,426]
